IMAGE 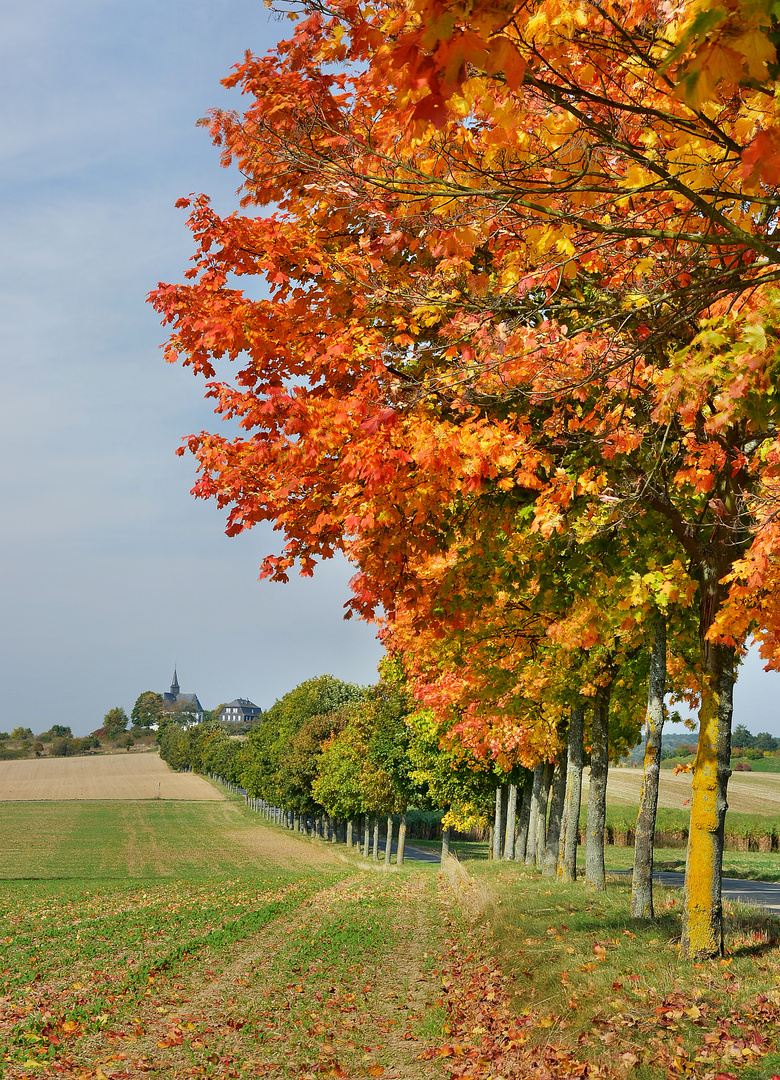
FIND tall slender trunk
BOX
[493,786,505,859]
[586,682,612,892]
[385,815,393,866]
[346,819,354,848]
[544,760,567,876]
[632,611,667,919]
[560,703,585,881]
[525,765,543,866]
[515,782,532,861]
[504,784,518,860]
[681,635,735,958]
[442,823,451,859]
[332,817,339,843]
[397,809,407,866]
[372,817,380,860]
[363,812,370,857]
[535,763,554,867]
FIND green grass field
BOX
[3,790,780,1080]
[0,795,456,1080]
[735,756,780,773]
[0,800,301,880]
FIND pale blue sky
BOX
[0,0,383,735]
[0,1,777,738]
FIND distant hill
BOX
[623,722,780,767]
[622,727,698,766]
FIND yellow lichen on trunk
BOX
[681,686,723,959]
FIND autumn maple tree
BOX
[150,0,780,956]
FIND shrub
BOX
[51,737,75,757]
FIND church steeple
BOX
[170,667,180,698]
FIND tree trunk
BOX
[385,815,393,866]
[632,611,667,919]
[681,638,735,957]
[493,786,504,859]
[346,819,354,848]
[504,784,518,860]
[397,809,407,865]
[560,703,585,881]
[586,683,612,893]
[363,812,370,857]
[535,763,554,868]
[544,760,567,876]
[442,823,451,859]
[516,780,532,861]
[372,817,380,860]
[332,817,339,843]
[525,765,543,866]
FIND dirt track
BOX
[0,752,224,801]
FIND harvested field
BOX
[585,765,780,815]
[0,752,223,801]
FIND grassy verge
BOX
[445,860,780,1080]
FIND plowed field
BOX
[0,752,223,801]
[585,764,780,814]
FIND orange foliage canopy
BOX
[149,0,780,956]
[150,0,780,665]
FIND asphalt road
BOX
[648,870,780,913]
[375,839,440,863]
[384,849,780,911]
[607,869,780,913]
[397,849,780,912]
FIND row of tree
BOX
[157,669,690,917]
[150,0,780,957]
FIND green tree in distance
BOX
[102,708,129,740]
[131,691,164,729]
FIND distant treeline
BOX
[624,724,780,766]
[0,725,102,761]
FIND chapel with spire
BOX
[161,667,203,725]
